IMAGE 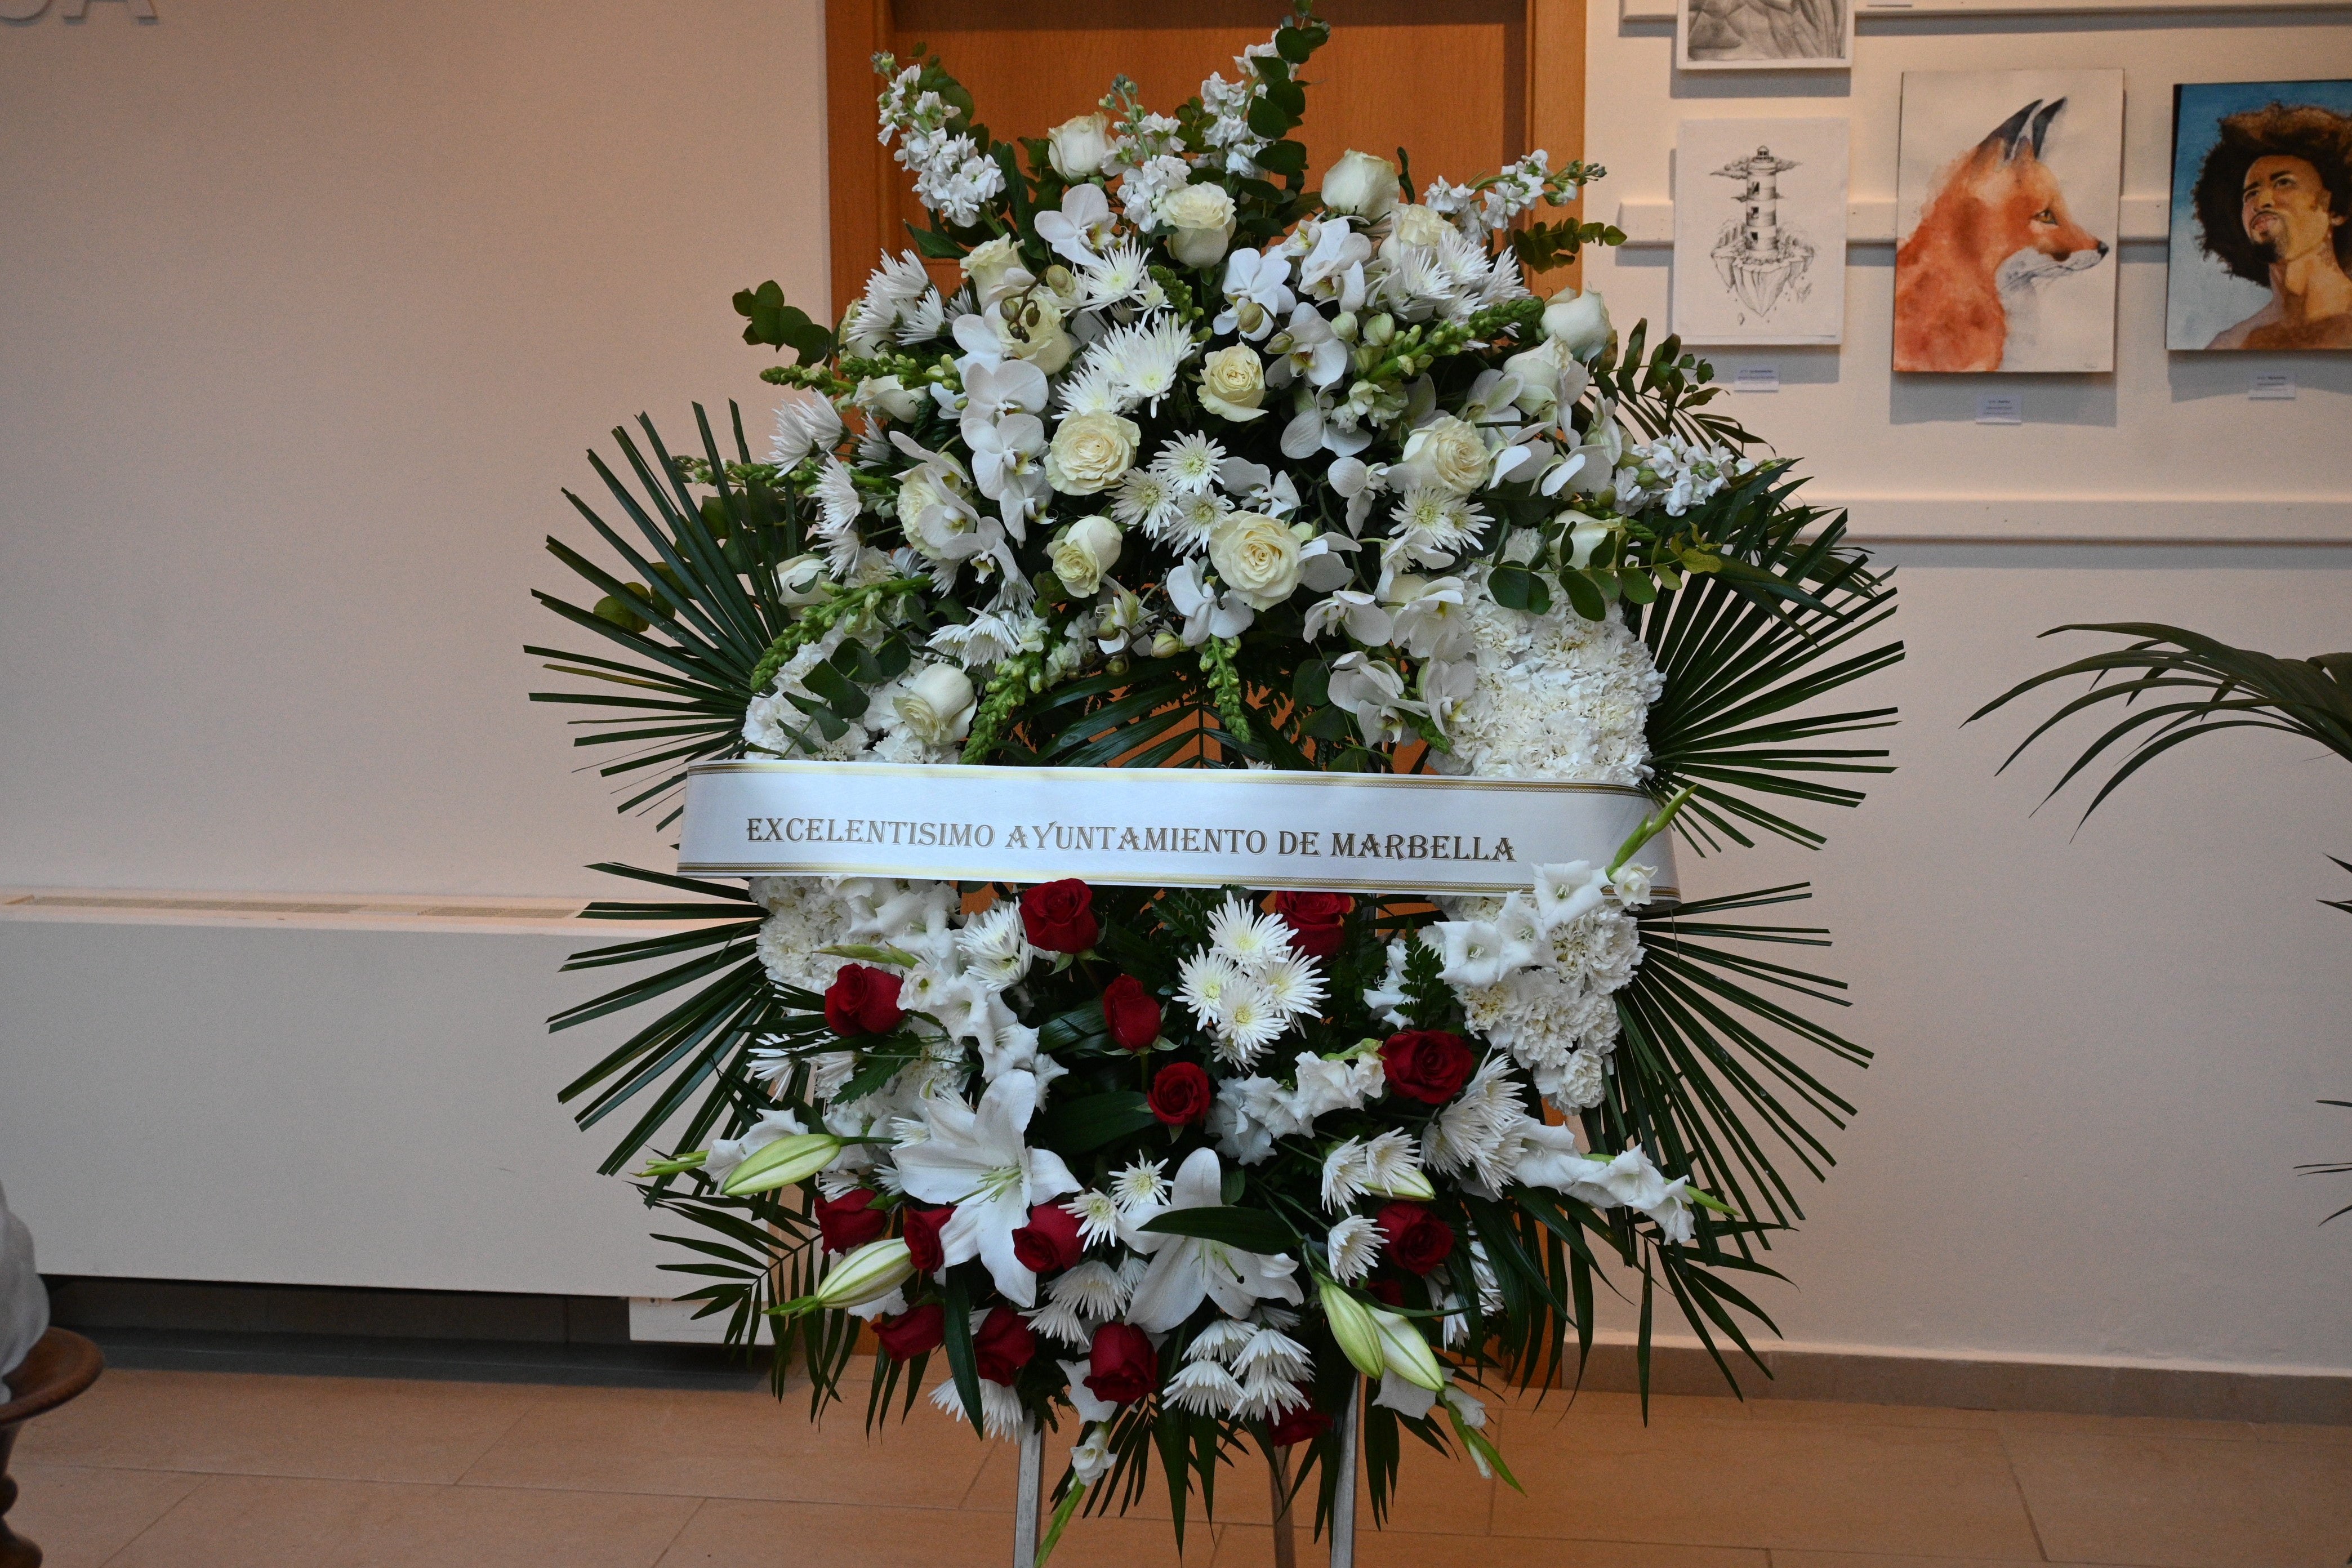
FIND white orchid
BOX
[1166,558,1256,645]
[1035,181,1117,266]
[1264,302,1348,390]
[960,412,1049,534]
[1214,248,1297,340]
[1125,1147,1305,1331]
[891,1070,1080,1307]
[1302,589,1392,646]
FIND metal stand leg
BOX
[1329,1380,1361,1568]
[1268,1443,1297,1568]
[1014,1416,1045,1567]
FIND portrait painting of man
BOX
[2167,81,2352,351]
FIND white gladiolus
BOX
[1047,112,1112,179]
[1543,287,1612,361]
[1320,149,1401,221]
[893,663,977,750]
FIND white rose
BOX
[853,374,924,422]
[961,236,1032,307]
[1046,113,1112,180]
[1048,515,1123,596]
[1208,511,1303,609]
[894,663,977,749]
[774,553,830,606]
[1157,182,1237,268]
[1387,203,1451,248]
[1319,149,1400,221]
[997,293,1073,375]
[1199,345,1266,421]
[1542,287,1612,362]
[1044,412,1141,495]
[1400,416,1492,495]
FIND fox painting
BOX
[1895,86,2120,372]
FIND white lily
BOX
[891,1070,1080,1307]
[1125,1147,1304,1331]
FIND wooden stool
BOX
[0,1331,105,1568]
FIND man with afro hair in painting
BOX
[2193,100,2352,349]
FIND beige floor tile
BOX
[2002,1426,2352,1568]
[1488,1407,2042,1558]
[101,1473,701,1567]
[651,1495,1208,1566]
[456,1380,994,1507]
[12,1370,541,1484]
[1,1463,204,1568]
[1216,1523,1767,1566]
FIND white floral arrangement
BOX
[533,3,1901,1549]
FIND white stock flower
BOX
[1126,1148,1306,1331]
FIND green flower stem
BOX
[960,648,1049,763]
[1199,636,1255,747]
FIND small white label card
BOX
[2249,373,2296,401]
[1731,367,1781,393]
[1974,393,2023,425]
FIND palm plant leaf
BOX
[1969,624,2352,827]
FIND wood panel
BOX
[827,0,1584,317]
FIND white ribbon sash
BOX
[678,760,1680,902]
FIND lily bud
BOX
[1363,313,1396,347]
[719,1133,844,1196]
[1320,1282,1388,1379]
[810,1237,916,1309]
[1364,1164,1437,1202]
[1148,631,1187,659]
[1368,1303,1447,1391]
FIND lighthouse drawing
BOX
[1710,144,1817,319]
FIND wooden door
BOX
[825,0,1585,318]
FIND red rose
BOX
[1379,1030,1475,1104]
[1012,1201,1086,1274]
[973,1304,1038,1386]
[1084,1321,1157,1407]
[1148,1061,1213,1126]
[816,1188,888,1253]
[1374,1201,1456,1276]
[1269,1400,1331,1446]
[901,1204,953,1273]
[1273,892,1355,961]
[874,1303,945,1361]
[1101,975,1162,1052]
[1367,1278,1405,1308]
[824,963,905,1037]
[1020,879,1099,953]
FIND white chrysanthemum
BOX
[1049,1259,1130,1319]
[932,1374,1028,1439]
[1111,467,1177,535]
[1055,357,1122,417]
[1422,1057,1529,1187]
[1063,1190,1124,1248]
[1081,239,1153,311]
[1152,433,1226,496]
[1164,490,1229,555]
[1326,1214,1383,1282]
[1388,485,1488,564]
[956,903,1034,990]
[1214,978,1286,1065]
[1186,1318,1256,1362]
[1361,1130,1422,1191]
[1235,1327,1312,1381]
[1165,1358,1246,1416]
[1429,594,1663,789]
[1112,1157,1171,1213]
[1238,1367,1312,1421]
[1099,314,1196,411]
[1178,951,1244,1029]
[1026,1299,1090,1349]
[1321,1138,1372,1211]
[1206,896,1295,972]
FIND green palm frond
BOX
[1630,470,1903,853]
[1968,624,2352,828]
[529,404,805,828]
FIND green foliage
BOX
[732,280,835,363]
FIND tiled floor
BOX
[8,1363,2349,1567]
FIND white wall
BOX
[1582,4,2352,1372]
[0,1,2345,1376]
[0,0,831,897]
